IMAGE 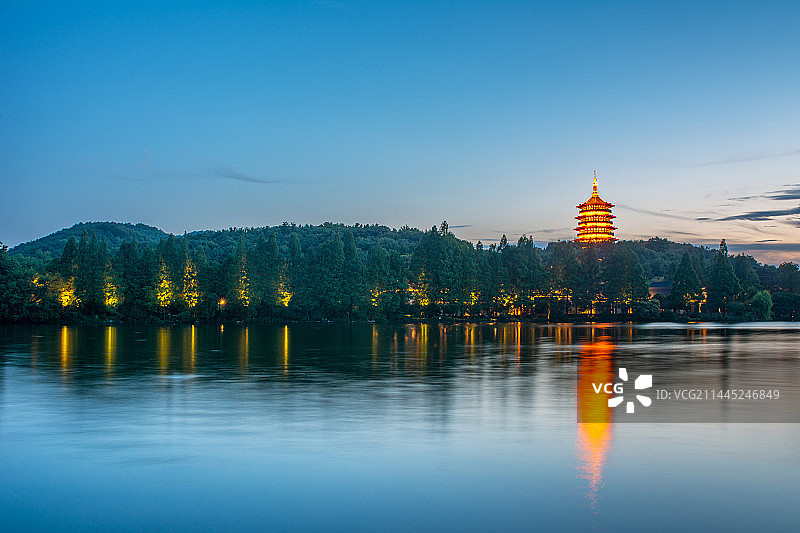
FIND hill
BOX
[10,222,170,261]
[9,221,426,265]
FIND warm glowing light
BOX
[182,260,199,308]
[575,174,617,243]
[219,298,226,306]
[104,278,119,308]
[282,325,289,375]
[60,325,73,373]
[240,327,249,372]
[105,326,116,374]
[30,276,44,305]
[156,260,174,308]
[408,277,430,307]
[372,325,379,362]
[183,325,196,372]
[576,338,615,509]
[277,280,293,307]
[370,287,385,306]
[58,277,78,307]
[236,268,250,307]
[158,328,170,373]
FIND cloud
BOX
[756,239,779,243]
[448,224,473,228]
[616,203,695,220]
[730,184,800,202]
[718,205,800,221]
[212,165,286,184]
[727,242,800,252]
[764,184,800,201]
[660,230,703,237]
[532,227,572,235]
[687,147,800,168]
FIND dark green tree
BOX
[707,239,741,315]
[671,252,702,312]
[601,243,648,314]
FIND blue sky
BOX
[2,1,799,263]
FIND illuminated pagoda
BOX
[575,171,617,243]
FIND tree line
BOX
[2,221,799,323]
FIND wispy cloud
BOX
[212,165,287,185]
[660,230,703,238]
[615,203,695,220]
[449,224,473,229]
[686,147,800,168]
[727,242,800,252]
[719,205,800,221]
[532,227,572,235]
[730,184,800,202]
[766,184,800,200]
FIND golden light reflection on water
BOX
[372,326,379,365]
[240,327,249,373]
[183,325,196,373]
[282,325,289,375]
[158,328,170,373]
[576,337,615,509]
[60,325,73,375]
[419,323,428,364]
[105,326,117,375]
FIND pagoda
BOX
[575,172,617,243]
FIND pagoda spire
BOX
[592,170,598,195]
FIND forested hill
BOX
[3,219,799,323]
[10,221,425,264]
[9,221,716,280]
[10,222,169,260]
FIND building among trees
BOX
[575,172,617,243]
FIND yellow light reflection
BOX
[240,327,249,373]
[418,323,428,366]
[183,325,196,373]
[158,328,170,373]
[60,325,73,374]
[576,338,615,509]
[105,326,117,375]
[372,325,379,364]
[282,325,289,375]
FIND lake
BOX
[1,323,798,532]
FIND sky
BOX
[2,1,799,264]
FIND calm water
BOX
[1,323,798,532]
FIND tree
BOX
[154,257,174,312]
[341,229,367,320]
[707,239,741,315]
[75,230,103,314]
[181,241,199,309]
[545,241,582,317]
[231,234,251,311]
[746,290,773,321]
[671,252,702,312]
[733,254,760,296]
[776,262,800,293]
[574,244,600,314]
[601,243,648,314]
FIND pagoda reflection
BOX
[575,335,615,509]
